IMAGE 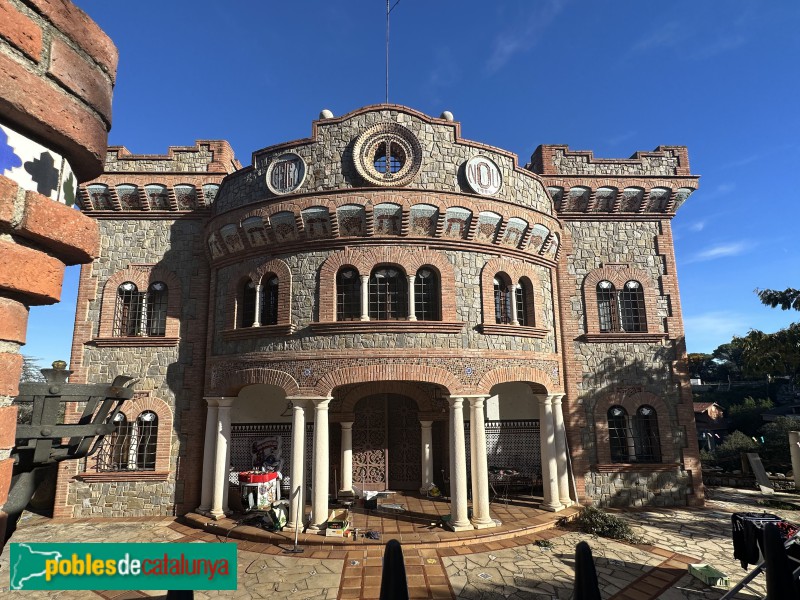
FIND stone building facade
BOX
[55,105,703,528]
[0,0,117,542]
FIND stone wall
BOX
[214,106,553,216]
[584,469,691,507]
[67,480,178,518]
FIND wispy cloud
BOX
[630,17,750,61]
[633,21,685,52]
[688,220,706,233]
[426,47,460,97]
[485,0,568,73]
[720,154,760,170]
[686,241,750,263]
[607,131,637,147]
[684,310,751,350]
[697,183,735,201]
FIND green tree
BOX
[734,324,800,383]
[758,417,800,469]
[757,287,800,312]
[710,430,759,471]
[728,397,774,436]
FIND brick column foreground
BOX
[0,0,117,544]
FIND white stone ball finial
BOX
[319,109,334,119]
[440,111,454,122]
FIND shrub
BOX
[709,430,759,470]
[572,506,641,543]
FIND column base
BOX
[540,501,565,512]
[559,498,573,507]
[446,521,474,532]
[209,510,230,520]
[471,517,498,529]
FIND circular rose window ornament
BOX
[465,155,502,196]
[266,152,307,195]
[353,123,422,187]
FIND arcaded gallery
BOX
[54,105,704,533]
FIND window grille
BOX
[493,277,512,324]
[146,282,167,336]
[597,281,617,332]
[96,411,158,471]
[515,285,527,326]
[414,268,440,321]
[620,281,646,332]
[336,268,361,320]
[114,282,144,336]
[597,280,646,333]
[262,276,279,325]
[241,281,256,327]
[373,141,404,174]
[607,404,661,463]
[369,267,406,320]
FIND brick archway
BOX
[214,367,300,397]
[314,364,459,397]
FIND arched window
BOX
[134,411,158,471]
[101,412,131,470]
[369,267,407,320]
[607,404,662,463]
[607,406,630,463]
[337,268,361,321]
[241,280,256,327]
[493,276,512,324]
[114,282,144,336]
[262,276,279,326]
[633,405,661,462]
[597,280,647,333]
[620,281,646,332]
[516,277,535,326]
[414,268,440,321]
[597,281,617,332]
[146,282,168,336]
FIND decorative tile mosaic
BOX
[567,187,590,211]
[475,211,501,243]
[242,216,269,247]
[373,203,402,235]
[86,183,112,210]
[443,207,471,239]
[409,203,438,236]
[220,223,244,252]
[269,211,298,242]
[529,223,550,253]
[0,123,76,205]
[230,423,314,493]
[594,187,616,212]
[174,184,198,210]
[145,184,170,210]
[202,183,220,206]
[337,204,366,236]
[207,232,225,259]
[301,207,331,238]
[502,217,528,247]
[116,184,139,210]
[621,188,644,212]
[464,420,541,479]
[648,187,670,212]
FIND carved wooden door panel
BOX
[387,395,421,490]
[352,396,387,491]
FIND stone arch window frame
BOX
[582,266,663,342]
[478,257,549,338]
[492,271,514,325]
[313,246,463,334]
[336,266,362,321]
[79,395,173,481]
[594,392,674,466]
[96,266,181,346]
[413,266,441,321]
[224,258,294,338]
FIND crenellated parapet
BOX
[530,145,699,218]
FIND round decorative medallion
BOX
[352,123,422,187]
[465,155,502,196]
[266,152,307,195]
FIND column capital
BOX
[216,397,235,408]
[203,397,221,407]
[446,396,464,408]
[340,421,354,430]
[419,420,433,428]
[548,392,566,404]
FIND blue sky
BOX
[24,0,800,369]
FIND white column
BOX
[536,394,564,512]
[209,397,234,520]
[509,284,519,326]
[407,274,417,321]
[340,422,354,494]
[468,396,495,528]
[286,398,307,531]
[551,393,572,506]
[252,283,262,327]
[448,397,474,531]
[790,431,800,491]
[310,397,332,530]
[198,397,220,513]
[419,420,433,493]
[360,275,370,321]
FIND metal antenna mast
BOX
[386,0,400,104]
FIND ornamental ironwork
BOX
[352,123,422,187]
